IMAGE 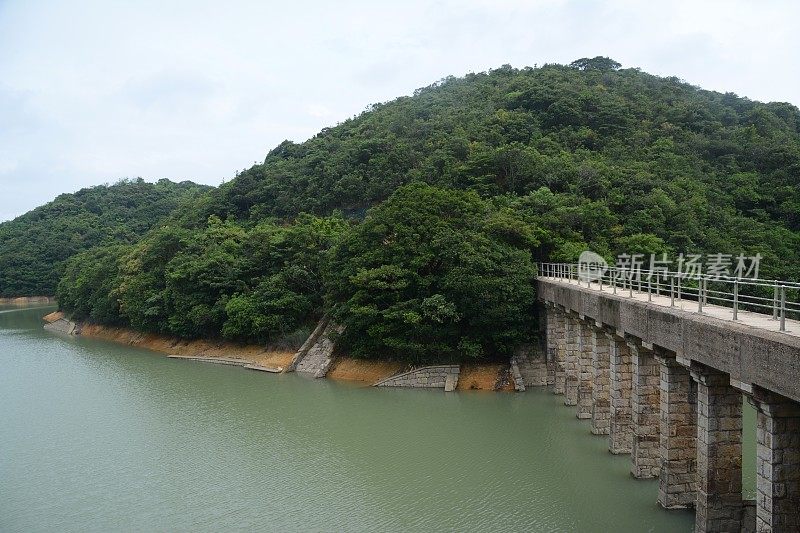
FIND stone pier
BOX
[590,324,610,435]
[693,367,743,532]
[750,388,800,532]
[608,332,633,455]
[564,314,579,406]
[656,352,697,509]
[537,275,800,532]
[545,304,557,387]
[553,309,567,395]
[576,319,594,420]
[545,305,556,387]
[629,340,660,479]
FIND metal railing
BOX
[537,263,800,332]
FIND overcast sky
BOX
[1,0,798,222]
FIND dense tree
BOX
[60,213,351,344]
[326,184,538,363]
[19,58,800,360]
[0,178,210,296]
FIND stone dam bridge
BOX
[536,264,800,533]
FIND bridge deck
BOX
[540,276,799,339]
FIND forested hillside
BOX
[52,58,800,362]
[0,178,210,297]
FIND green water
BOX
[1,305,755,532]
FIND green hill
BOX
[0,178,211,297]
[52,58,800,361]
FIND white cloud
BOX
[0,0,798,221]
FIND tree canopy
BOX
[9,58,800,360]
[326,183,538,363]
[0,178,210,297]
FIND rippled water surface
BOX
[2,305,757,532]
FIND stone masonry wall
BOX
[630,341,660,479]
[553,309,567,395]
[576,320,594,420]
[293,321,339,378]
[43,318,76,335]
[608,333,633,455]
[513,344,547,389]
[590,326,610,435]
[374,365,460,390]
[564,315,579,406]
[694,368,744,532]
[657,354,697,509]
[544,305,556,387]
[750,390,800,532]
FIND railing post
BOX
[773,281,779,319]
[698,279,704,314]
[780,286,786,332]
[647,273,652,302]
[670,276,675,307]
[733,279,738,320]
[612,269,617,294]
[677,276,682,307]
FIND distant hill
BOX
[0,178,212,297]
[172,58,800,279]
[47,58,800,358]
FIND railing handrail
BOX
[536,262,800,288]
[536,262,797,332]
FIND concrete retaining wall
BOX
[374,365,460,391]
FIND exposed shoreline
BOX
[41,311,514,390]
[1,296,55,305]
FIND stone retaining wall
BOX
[43,317,77,334]
[290,319,340,378]
[374,365,460,391]
[512,344,547,391]
[286,317,330,372]
[0,296,55,305]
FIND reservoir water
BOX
[1,305,755,532]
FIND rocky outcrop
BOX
[374,365,460,391]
